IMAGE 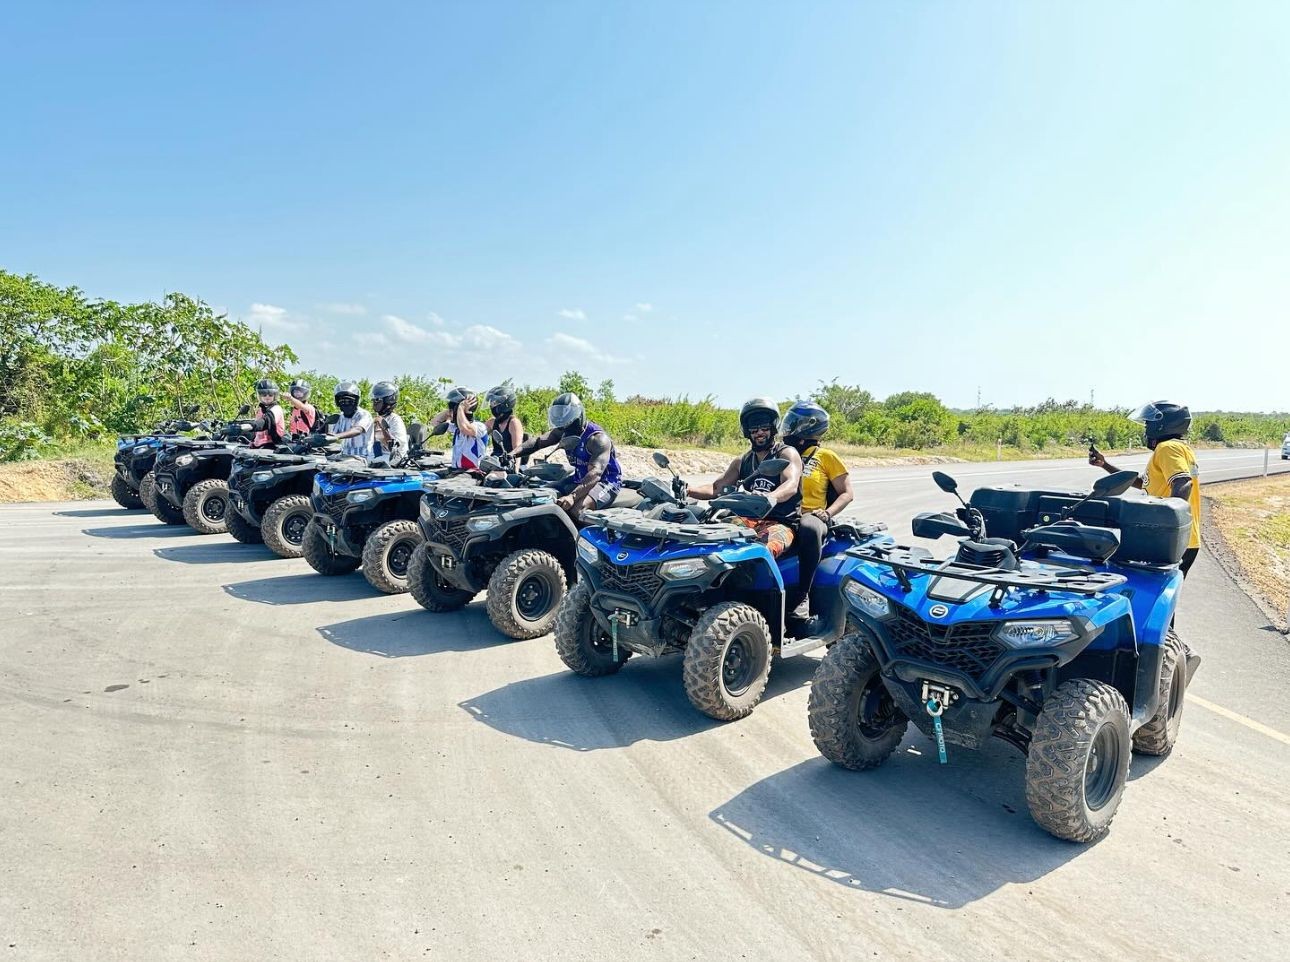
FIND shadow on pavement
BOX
[319,603,502,657]
[57,507,140,518]
[154,542,268,564]
[709,746,1090,909]
[82,524,192,539]
[224,572,375,605]
[459,655,820,752]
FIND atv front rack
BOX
[849,543,1127,597]
[422,476,552,507]
[584,507,758,544]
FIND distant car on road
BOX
[1282,433,1290,460]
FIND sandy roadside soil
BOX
[1203,473,1290,631]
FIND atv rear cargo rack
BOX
[849,543,1126,599]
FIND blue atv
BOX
[111,410,202,510]
[807,469,1199,842]
[554,452,891,721]
[302,426,453,594]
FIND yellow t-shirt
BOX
[800,445,848,512]
[1143,438,1201,549]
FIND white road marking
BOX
[1191,695,1290,747]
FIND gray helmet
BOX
[548,392,585,433]
[445,385,476,417]
[1130,401,1191,444]
[289,378,311,401]
[739,396,781,438]
[255,378,280,397]
[371,380,398,415]
[334,380,360,403]
[486,383,517,418]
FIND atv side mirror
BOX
[558,435,579,453]
[1093,469,1138,498]
[652,451,671,470]
[755,457,788,478]
[932,471,958,495]
[912,511,973,541]
[408,422,427,448]
[325,413,340,426]
[237,404,252,417]
[184,404,199,415]
[490,429,505,448]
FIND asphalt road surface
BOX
[2,449,1288,961]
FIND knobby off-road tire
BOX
[407,542,474,612]
[554,580,630,676]
[225,508,264,545]
[142,472,186,525]
[808,631,908,770]
[302,519,361,576]
[683,601,773,721]
[261,495,312,559]
[486,549,568,639]
[361,519,422,594]
[1132,630,1188,756]
[1025,679,1131,843]
[183,478,231,535]
[110,474,145,510]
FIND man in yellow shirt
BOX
[1090,401,1200,577]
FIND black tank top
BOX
[739,441,801,524]
[494,415,516,454]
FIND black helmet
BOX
[486,383,517,418]
[255,378,280,397]
[548,392,585,435]
[1130,401,1191,445]
[289,379,311,402]
[334,380,360,417]
[740,396,780,434]
[371,380,398,416]
[782,400,830,443]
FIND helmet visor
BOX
[1129,403,1164,425]
[548,402,582,430]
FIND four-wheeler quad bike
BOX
[409,440,644,640]
[554,452,891,721]
[303,439,451,594]
[147,408,257,533]
[226,433,343,556]
[807,469,1199,843]
[111,408,203,510]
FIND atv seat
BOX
[609,487,643,510]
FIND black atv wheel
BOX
[553,581,630,676]
[142,472,186,525]
[1132,630,1188,756]
[486,549,568,639]
[225,507,264,545]
[407,542,475,612]
[261,495,312,559]
[683,601,773,721]
[110,474,145,510]
[183,478,231,535]
[808,630,908,770]
[1025,679,1131,843]
[361,519,422,594]
[302,519,361,576]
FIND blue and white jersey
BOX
[333,408,375,461]
[450,421,490,470]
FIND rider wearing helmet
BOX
[782,399,853,617]
[688,397,803,558]
[484,382,525,456]
[428,386,490,469]
[515,392,623,518]
[251,378,286,449]
[370,380,408,465]
[284,379,318,435]
[329,380,375,461]
[1090,400,1201,577]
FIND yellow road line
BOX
[1191,695,1290,747]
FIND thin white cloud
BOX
[558,308,587,321]
[317,302,367,316]
[462,325,521,351]
[355,331,390,349]
[635,302,653,312]
[622,313,638,322]
[383,314,459,348]
[547,331,627,364]
[248,302,307,333]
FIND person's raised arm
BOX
[689,456,742,501]
[1088,444,1145,490]
[561,433,612,514]
[766,446,803,505]
[516,428,561,459]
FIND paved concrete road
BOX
[2,449,1288,961]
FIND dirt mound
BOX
[0,458,113,503]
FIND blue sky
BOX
[2,1,1288,411]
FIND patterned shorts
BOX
[732,518,795,558]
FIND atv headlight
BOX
[659,557,708,580]
[576,537,600,566]
[844,579,891,619]
[133,444,151,455]
[993,619,1079,648]
[466,515,500,533]
[347,489,375,504]
[251,471,274,482]
[175,454,194,466]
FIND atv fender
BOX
[463,503,580,578]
